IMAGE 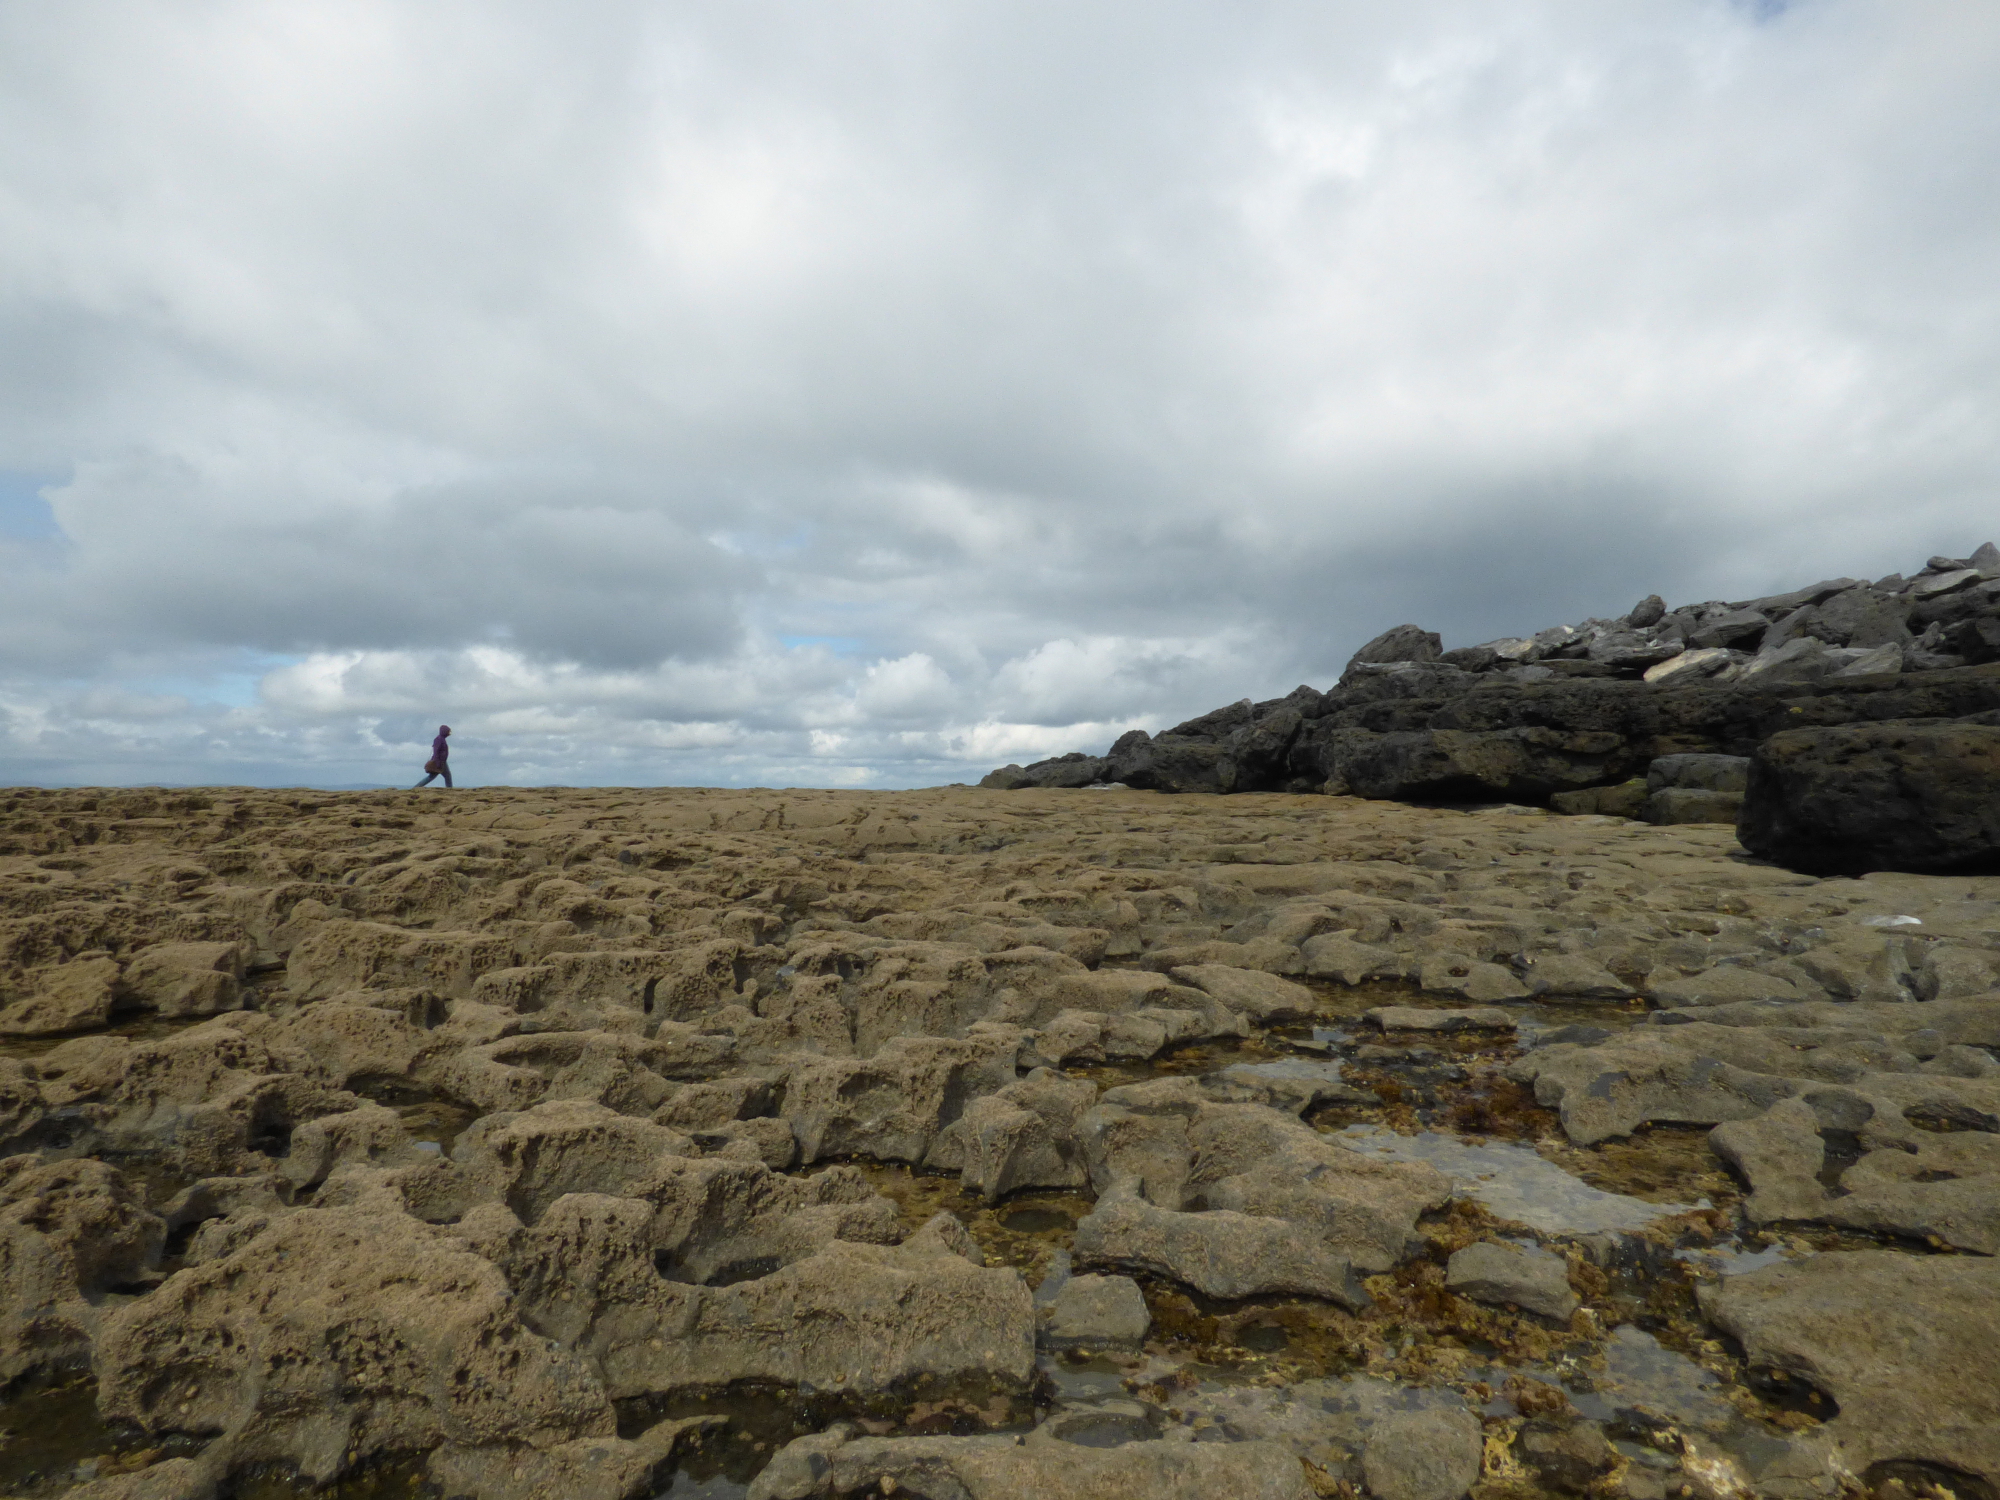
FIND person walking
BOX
[414,725,453,788]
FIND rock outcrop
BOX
[979,545,2000,872]
[1738,721,2000,874]
[6,780,2000,1498]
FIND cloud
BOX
[1,1,1998,786]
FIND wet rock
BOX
[1417,953,1529,1002]
[1040,1271,1151,1349]
[1361,1407,1483,1500]
[1710,1086,2000,1254]
[1206,1057,1372,1115]
[1366,1004,1514,1032]
[1510,1025,1803,1143]
[1739,722,2000,875]
[748,1425,1315,1500]
[1701,1251,2000,1485]
[428,1415,717,1500]
[1444,1240,1578,1321]
[63,1457,218,1500]
[1185,1104,1451,1272]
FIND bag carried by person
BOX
[424,757,443,774]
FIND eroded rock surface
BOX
[0,783,1997,1497]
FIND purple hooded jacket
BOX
[431,727,450,764]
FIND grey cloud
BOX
[1,2,1997,787]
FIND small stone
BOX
[1040,1273,1151,1350]
[1446,1241,1579,1321]
[1362,1407,1483,1500]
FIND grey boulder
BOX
[1737,722,2000,874]
[1445,1241,1578,1321]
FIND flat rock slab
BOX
[1445,1240,1578,1321]
[1168,963,1318,1022]
[1366,1005,1514,1032]
[1336,1126,1697,1236]
[1700,1250,2000,1484]
[1040,1271,1150,1349]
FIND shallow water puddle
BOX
[1334,1124,1701,1235]
[0,1379,206,1498]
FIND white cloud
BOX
[2,1,1998,787]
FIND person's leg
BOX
[414,772,438,787]
[441,767,453,788]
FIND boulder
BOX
[991,753,1114,790]
[1346,624,1443,674]
[1361,1407,1484,1500]
[1643,648,1737,685]
[1801,587,1912,649]
[1737,722,2000,874]
[1106,733,1228,794]
[1627,594,1666,628]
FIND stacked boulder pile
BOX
[983,545,2000,874]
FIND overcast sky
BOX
[2,1,1997,789]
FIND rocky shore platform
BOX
[2,783,1996,1500]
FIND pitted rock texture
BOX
[2,783,1999,1496]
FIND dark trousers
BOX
[416,767,453,787]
